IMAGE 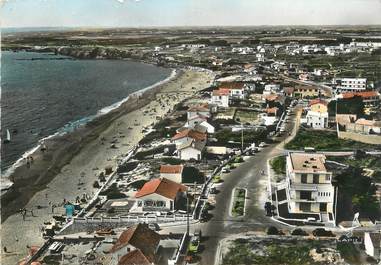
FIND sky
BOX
[1,0,381,28]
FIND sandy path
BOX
[0,69,213,265]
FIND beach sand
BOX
[0,69,214,265]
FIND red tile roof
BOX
[309,99,328,106]
[264,94,279,101]
[118,249,151,265]
[266,107,278,114]
[135,178,187,200]
[110,223,160,262]
[219,82,244,90]
[160,164,184,174]
[188,114,208,121]
[188,104,210,112]
[355,118,376,126]
[172,129,207,141]
[342,91,380,99]
[212,88,230,96]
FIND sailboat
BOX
[3,129,11,144]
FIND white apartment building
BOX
[285,152,336,224]
[334,78,367,92]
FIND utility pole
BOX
[186,191,190,236]
[241,121,244,152]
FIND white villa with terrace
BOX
[281,152,336,224]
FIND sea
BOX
[1,51,172,179]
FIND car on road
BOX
[259,142,267,147]
[189,230,201,253]
[221,167,230,173]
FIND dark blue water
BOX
[1,51,171,171]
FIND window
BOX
[301,174,307,183]
[156,201,165,207]
[313,174,319,184]
[299,203,311,212]
[325,175,330,181]
[320,203,327,212]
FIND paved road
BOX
[198,108,299,265]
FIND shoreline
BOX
[0,68,180,221]
[0,68,214,265]
[0,67,177,184]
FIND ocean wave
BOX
[1,69,177,187]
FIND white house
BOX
[263,84,281,95]
[134,178,187,212]
[109,223,160,264]
[211,89,230,108]
[256,53,265,62]
[364,232,381,261]
[306,99,329,129]
[160,165,184,183]
[284,152,336,224]
[177,139,205,161]
[333,78,367,92]
[184,114,215,134]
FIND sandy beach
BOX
[0,68,214,265]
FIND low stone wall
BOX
[60,215,188,235]
[338,131,381,145]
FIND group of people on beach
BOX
[25,156,34,168]
[19,207,34,221]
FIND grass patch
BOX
[182,167,205,184]
[231,188,246,217]
[270,156,286,175]
[285,128,375,151]
[222,242,318,265]
[213,175,222,183]
[234,109,259,124]
[215,128,268,147]
[336,242,361,264]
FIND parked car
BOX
[259,142,267,147]
[148,223,160,231]
[221,167,230,173]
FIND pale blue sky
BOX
[1,0,381,28]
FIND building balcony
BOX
[290,183,318,191]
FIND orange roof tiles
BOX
[188,104,210,112]
[355,118,376,126]
[118,249,151,265]
[135,178,187,200]
[309,99,328,106]
[110,223,160,262]
[266,107,278,114]
[160,164,184,174]
[212,88,230,96]
[342,91,380,99]
[219,82,244,90]
[172,129,207,141]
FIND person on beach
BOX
[30,209,34,217]
[3,246,7,253]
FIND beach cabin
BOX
[134,178,187,212]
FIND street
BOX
[198,106,299,265]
